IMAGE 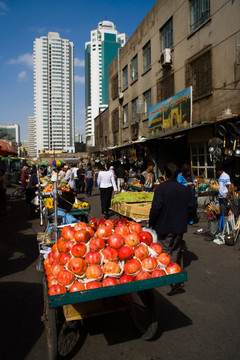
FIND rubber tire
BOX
[42,276,58,360]
[128,289,158,340]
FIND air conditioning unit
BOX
[160,48,172,66]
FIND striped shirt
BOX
[218,172,231,198]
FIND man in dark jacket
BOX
[149,162,196,295]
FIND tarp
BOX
[0,140,17,156]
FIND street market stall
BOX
[39,217,187,360]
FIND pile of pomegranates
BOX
[44,217,181,296]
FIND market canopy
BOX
[49,159,64,166]
[0,140,17,156]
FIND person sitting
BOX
[47,191,78,232]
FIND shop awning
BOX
[0,140,17,156]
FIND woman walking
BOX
[97,164,118,219]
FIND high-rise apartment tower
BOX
[85,21,127,147]
[33,32,75,156]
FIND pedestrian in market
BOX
[20,165,29,194]
[77,164,85,193]
[57,165,65,181]
[85,163,95,197]
[97,164,118,219]
[47,190,78,232]
[140,161,155,192]
[25,167,39,217]
[149,162,196,296]
[116,162,126,192]
[217,165,231,215]
[63,165,75,190]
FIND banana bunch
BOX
[44,197,54,210]
[72,200,89,209]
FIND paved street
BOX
[0,185,240,360]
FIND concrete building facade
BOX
[85,20,128,148]
[99,0,240,178]
[33,32,75,157]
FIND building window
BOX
[157,73,174,102]
[143,89,151,118]
[191,142,215,179]
[132,98,139,123]
[186,47,211,100]
[123,65,128,90]
[111,74,118,100]
[131,55,138,82]
[123,104,128,126]
[143,41,151,73]
[160,17,173,51]
[112,109,119,133]
[190,0,210,33]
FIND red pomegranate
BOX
[74,222,87,231]
[157,253,171,266]
[141,256,158,271]
[69,281,85,292]
[117,246,134,261]
[85,264,103,279]
[124,232,140,248]
[165,263,181,274]
[57,270,75,286]
[138,231,153,246]
[67,258,87,275]
[135,270,151,281]
[58,252,72,266]
[124,258,142,275]
[151,269,166,278]
[102,247,118,261]
[74,229,91,243]
[114,224,129,236]
[107,233,125,249]
[86,281,102,290]
[134,244,149,261]
[129,221,142,234]
[119,274,134,284]
[102,277,119,287]
[96,225,112,238]
[150,243,163,255]
[48,284,67,296]
[89,237,106,252]
[85,251,102,265]
[71,242,87,258]
[103,261,121,274]
[61,226,76,240]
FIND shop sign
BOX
[148,86,192,137]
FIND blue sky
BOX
[0,0,157,142]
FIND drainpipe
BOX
[118,47,122,146]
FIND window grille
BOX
[186,48,211,100]
[157,73,174,102]
[190,0,210,33]
[143,41,151,72]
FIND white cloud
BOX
[75,58,84,67]
[75,75,85,84]
[0,1,9,15]
[7,53,33,68]
[18,70,27,81]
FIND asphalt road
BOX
[0,185,240,360]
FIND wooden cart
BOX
[42,271,188,360]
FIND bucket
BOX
[208,219,219,234]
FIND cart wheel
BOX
[128,289,158,340]
[57,319,85,358]
[42,276,58,360]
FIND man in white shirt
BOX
[217,165,231,214]
[63,165,76,190]
[97,165,118,219]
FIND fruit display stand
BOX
[42,268,187,360]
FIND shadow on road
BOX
[0,281,44,360]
